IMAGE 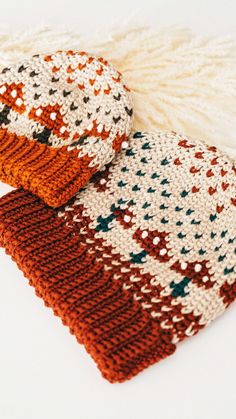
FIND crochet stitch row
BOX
[0,131,235,382]
[0,51,133,206]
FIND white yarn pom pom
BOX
[0,24,236,158]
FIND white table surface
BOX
[0,1,236,419]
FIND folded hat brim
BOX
[0,128,99,207]
[0,188,175,382]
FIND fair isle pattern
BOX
[0,50,133,206]
[0,131,235,382]
[59,131,236,342]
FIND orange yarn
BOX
[1,131,235,382]
[0,128,99,206]
[0,51,133,206]
[0,188,175,382]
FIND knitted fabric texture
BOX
[0,131,235,382]
[0,50,133,207]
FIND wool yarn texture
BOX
[0,50,133,207]
[0,131,235,382]
[1,25,236,158]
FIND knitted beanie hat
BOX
[0,130,235,382]
[0,50,133,207]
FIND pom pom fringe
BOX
[0,24,235,158]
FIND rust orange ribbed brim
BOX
[0,51,133,207]
[0,128,98,207]
[1,130,235,382]
[0,188,175,383]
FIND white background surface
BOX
[0,1,236,419]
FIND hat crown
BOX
[0,50,133,165]
[60,130,236,337]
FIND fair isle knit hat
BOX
[0,130,235,382]
[0,51,133,207]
